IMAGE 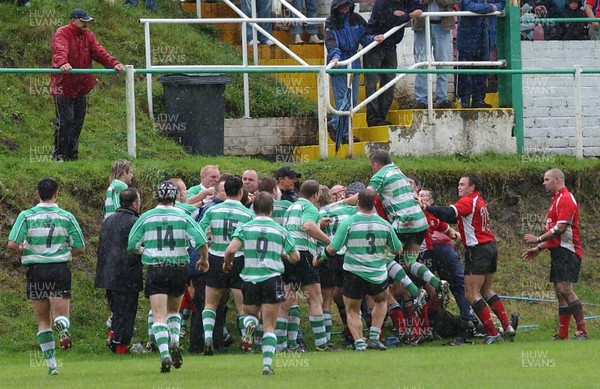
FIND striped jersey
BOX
[319,201,358,254]
[103,179,127,220]
[283,198,320,255]
[175,201,198,217]
[369,164,428,233]
[545,187,582,259]
[187,183,206,199]
[128,205,208,266]
[199,199,255,256]
[8,203,85,265]
[232,216,297,283]
[450,191,495,247]
[272,199,292,226]
[330,212,402,284]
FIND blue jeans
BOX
[413,24,452,103]
[291,0,318,35]
[431,244,475,322]
[329,64,360,138]
[241,0,273,43]
[124,0,157,12]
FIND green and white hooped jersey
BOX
[369,163,428,234]
[232,216,296,283]
[199,199,254,257]
[8,203,84,265]
[283,198,320,256]
[319,201,358,255]
[128,205,208,266]
[272,199,292,226]
[174,201,198,217]
[330,212,402,284]
[103,179,128,220]
[187,183,206,199]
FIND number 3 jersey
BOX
[128,205,208,266]
[9,203,85,265]
[232,216,297,283]
[198,199,255,257]
[450,191,495,248]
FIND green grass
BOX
[0,337,597,388]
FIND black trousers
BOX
[188,275,228,353]
[53,95,87,161]
[364,44,397,126]
[106,289,139,346]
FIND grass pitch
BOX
[0,335,595,389]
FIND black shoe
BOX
[471,101,492,108]
[170,346,183,369]
[327,121,336,141]
[160,356,172,373]
[222,334,234,347]
[204,340,214,356]
[415,101,427,109]
[435,100,454,109]
[367,120,391,127]
[510,313,519,332]
[341,136,361,144]
[460,99,471,108]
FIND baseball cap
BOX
[345,181,366,196]
[70,8,94,22]
[275,167,301,179]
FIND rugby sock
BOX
[243,314,259,330]
[369,326,381,341]
[152,323,170,361]
[201,308,216,343]
[287,305,301,348]
[147,310,156,346]
[558,305,571,338]
[53,316,70,334]
[568,300,587,334]
[223,326,230,338]
[472,299,498,336]
[255,320,264,346]
[421,303,430,337]
[404,302,421,341]
[37,329,57,373]
[387,303,407,336]
[237,315,246,336]
[309,315,328,348]
[275,317,288,351]
[262,333,277,370]
[409,262,440,291]
[166,313,182,347]
[354,338,366,351]
[180,308,192,334]
[387,261,419,297]
[323,310,332,343]
[486,294,510,331]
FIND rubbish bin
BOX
[158,73,230,155]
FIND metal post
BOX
[574,65,583,159]
[125,65,136,159]
[241,25,251,118]
[347,65,354,157]
[144,22,154,120]
[317,68,329,159]
[425,16,434,123]
[196,0,201,18]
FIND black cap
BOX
[275,167,301,179]
[345,181,366,196]
[70,8,94,22]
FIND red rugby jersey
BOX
[450,191,495,247]
[423,211,450,250]
[545,187,582,259]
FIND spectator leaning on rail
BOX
[50,8,125,162]
[562,0,588,40]
[456,0,504,109]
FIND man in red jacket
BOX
[50,8,125,161]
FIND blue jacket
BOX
[367,0,423,46]
[324,0,374,68]
[457,0,505,54]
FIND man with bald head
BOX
[187,165,220,208]
[522,168,587,340]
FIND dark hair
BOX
[38,178,58,201]
[369,149,392,166]
[357,188,375,210]
[217,173,232,184]
[421,188,438,204]
[462,173,481,192]
[120,188,140,208]
[258,177,278,194]
[225,175,244,197]
[253,192,274,215]
[299,180,320,199]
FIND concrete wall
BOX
[224,117,317,157]
[377,109,516,157]
[521,41,600,157]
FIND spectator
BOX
[292,0,323,44]
[585,0,599,39]
[456,0,504,108]
[50,8,125,161]
[325,0,384,141]
[275,166,301,202]
[242,0,274,45]
[124,0,157,12]
[365,0,423,127]
[413,0,460,109]
[562,0,588,40]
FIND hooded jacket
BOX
[50,22,121,98]
[324,0,374,65]
[367,0,423,47]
